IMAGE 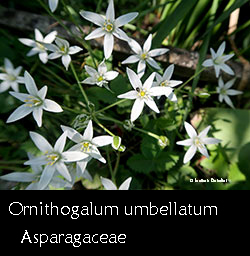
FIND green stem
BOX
[70,62,90,112]
[106,149,114,181]
[93,117,115,136]
[95,99,128,114]
[113,152,120,180]
[176,67,206,92]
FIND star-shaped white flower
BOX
[117,68,172,122]
[216,76,242,108]
[0,58,25,93]
[24,131,88,189]
[49,0,59,12]
[153,64,182,102]
[61,120,113,174]
[176,122,221,164]
[122,34,169,78]
[101,176,132,190]
[202,41,234,78]
[19,29,57,64]
[80,0,138,59]
[6,71,63,127]
[46,38,82,70]
[82,60,119,89]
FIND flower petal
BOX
[202,59,213,67]
[6,104,33,123]
[119,177,132,190]
[68,46,82,55]
[146,57,160,70]
[117,90,138,99]
[104,33,114,59]
[55,162,72,181]
[105,71,119,81]
[43,31,57,43]
[113,28,130,41]
[35,28,44,42]
[202,137,221,145]
[198,125,211,138]
[32,107,43,127]
[80,10,105,26]
[224,95,234,108]
[54,131,67,153]
[83,120,93,141]
[9,91,30,102]
[106,0,115,22]
[24,71,38,96]
[198,145,209,159]
[214,65,221,78]
[48,52,62,59]
[163,64,174,81]
[0,81,10,93]
[85,27,106,40]
[18,38,36,47]
[150,86,172,97]
[224,77,236,89]
[62,54,71,70]
[226,89,242,96]
[143,72,155,90]
[39,52,48,64]
[183,144,197,164]
[37,86,48,100]
[144,98,159,113]
[121,55,140,64]
[176,139,193,146]
[148,48,168,57]
[101,177,117,190]
[143,34,152,52]
[43,99,63,112]
[92,135,113,147]
[184,122,197,139]
[0,172,36,182]
[217,41,225,56]
[24,155,48,166]
[115,12,138,27]
[62,151,89,162]
[137,60,146,79]
[127,67,142,90]
[131,98,144,122]
[29,131,53,152]
[220,63,234,76]
[128,39,142,54]
[38,165,56,190]
[61,125,83,143]
[82,77,97,85]
[85,65,98,77]
[27,48,40,57]
[49,0,59,12]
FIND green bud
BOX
[158,136,169,149]
[118,145,126,152]
[112,136,121,150]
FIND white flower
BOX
[202,41,234,78]
[49,0,59,12]
[122,34,169,78]
[101,176,132,190]
[117,68,172,122]
[0,153,71,190]
[216,76,242,108]
[153,64,182,102]
[80,0,138,59]
[176,122,221,164]
[19,29,57,64]
[24,131,88,189]
[82,60,119,89]
[46,38,82,70]
[61,120,113,174]
[0,58,25,93]
[6,71,63,127]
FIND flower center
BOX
[97,76,104,82]
[36,42,45,51]
[24,96,42,107]
[220,88,227,95]
[141,52,148,60]
[214,56,224,65]
[136,88,147,98]
[8,74,16,81]
[80,142,91,152]
[46,153,60,166]
[103,21,114,32]
[160,80,170,87]
[194,138,203,148]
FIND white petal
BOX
[0,81,10,93]
[148,48,168,57]
[222,53,234,62]
[184,122,197,139]
[85,65,98,76]
[106,0,115,22]
[144,98,159,113]
[115,12,138,27]
[48,52,62,59]
[218,93,223,102]
[176,139,193,146]
[198,125,211,138]
[32,107,43,127]
[43,99,63,112]
[143,72,155,90]
[101,177,117,190]
[128,39,142,54]
[83,120,93,141]
[55,38,69,49]
[168,92,177,102]
[121,55,140,64]
[217,41,225,56]
[218,76,224,88]
[131,98,144,122]
[224,95,234,108]
[24,155,48,166]
[39,52,48,64]
[85,28,106,40]
[90,147,106,163]
[117,90,138,99]
[62,55,71,70]
[113,28,130,41]
[220,63,234,76]
[6,104,33,123]
[80,10,105,27]
[38,165,56,190]
[210,48,217,59]
[97,60,107,74]
[55,162,72,181]
[43,31,57,43]
[126,67,142,90]
[202,59,213,67]
[119,177,132,190]
[105,71,119,80]
[29,131,53,153]
[226,89,242,96]
[77,161,89,175]
[49,0,59,12]
[61,125,83,143]
[18,38,36,47]
[4,58,14,72]
[143,34,152,52]
[150,86,172,97]
[9,91,30,102]
[163,64,174,80]
[82,77,97,85]
[37,86,48,100]
[24,71,38,96]
[198,145,209,159]
[104,33,114,59]
[54,132,67,153]
[202,137,221,145]
[62,151,89,162]
[35,28,44,42]
[214,65,221,78]
[92,135,113,147]
[169,80,182,87]
[147,57,160,70]
[0,172,36,182]
[27,48,40,57]
[137,60,146,78]
[224,77,236,89]
[183,144,197,164]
